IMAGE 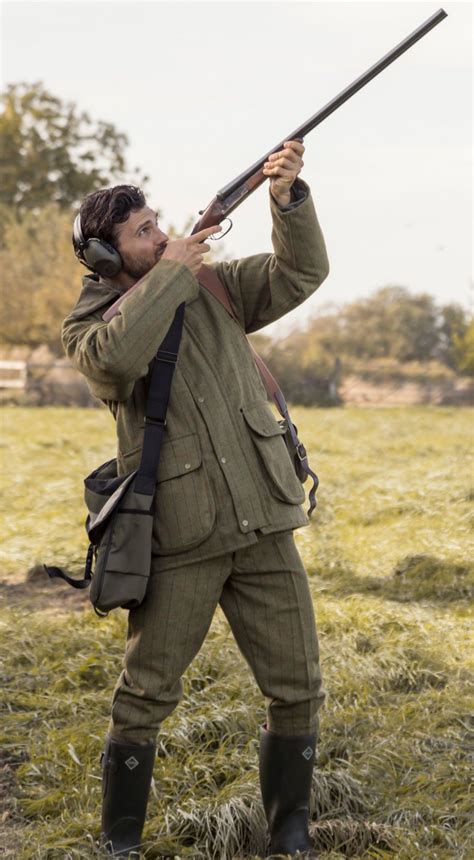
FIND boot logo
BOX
[302,746,314,760]
[125,756,139,770]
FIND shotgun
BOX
[103,8,447,323]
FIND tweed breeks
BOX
[108,530,325,743]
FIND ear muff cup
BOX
[81,238,123,278]
[72,213,122,277]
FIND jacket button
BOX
[198,396,205,403]
[220,457,227,464]
[184,463,191,470]
[242,519,248,527]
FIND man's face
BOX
[114,205,169,280]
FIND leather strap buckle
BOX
[296,443,307,461]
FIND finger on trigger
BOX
[192,225,221,242]
[204,224,222,238]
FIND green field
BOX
[0,406,473,859]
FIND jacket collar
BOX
[68,274,122,320]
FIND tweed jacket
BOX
[61,179,329,570]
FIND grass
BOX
[0,406,473,859]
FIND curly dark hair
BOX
[78,185,146,248]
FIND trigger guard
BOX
[210,218,232,240]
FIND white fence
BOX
[0,360,71,389]
[0,360,28,389]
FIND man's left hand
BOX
[263,140,305,207]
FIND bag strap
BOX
[44,546,94,589]
[197,264,318,515]
[134,300,186,495]
[43,303,186,589]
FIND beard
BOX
[121,244,168,281]
[121,254,153,281]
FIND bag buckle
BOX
[157,349,178,364]
[144,416,167,427]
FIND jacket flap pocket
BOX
[120,434,202,482]
[241,401,286,437]
[157,433,202,482]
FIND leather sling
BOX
[197,264,319,515]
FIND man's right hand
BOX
[161,225,222,277]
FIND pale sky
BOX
[1,0,472,337]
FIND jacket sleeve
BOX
[211,178,329,334]
[61,259,199,399]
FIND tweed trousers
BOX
[108,530,325,744]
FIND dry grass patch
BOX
[1,407,472,858]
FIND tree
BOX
[437,303,469,368]
[249,327,340,407]
[339,286,441,362]
[0,82,147,213]
[452,319,474,375]
[0,207,227,354]
[0,83,231,354]
[0,204,83,352]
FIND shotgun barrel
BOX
[216,8,448,201]
[104,8,448,320]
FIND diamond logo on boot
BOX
[302,746,314,760]
[125,756,139,770]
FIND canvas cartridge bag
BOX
[82,460,154,613]
[44,302,186,615]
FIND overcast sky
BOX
[2,0,472,336]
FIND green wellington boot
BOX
[259,725,319,859]
[100,735,156,857]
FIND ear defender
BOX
[72,213,123,278]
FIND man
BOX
[63,140,329,858]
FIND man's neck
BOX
[99,272,138,293]
[108,271,136,293]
